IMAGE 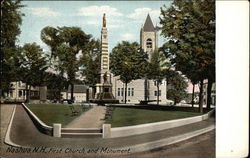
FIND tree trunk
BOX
[144,78,148,101]
[27,85,31,103]
[199,80,204,113]
[174,99,177,105]
[25,84,28,103]
[70,83,74,102]
[124,82,127,104]
[157,81,160,105]
[23,90,25,100]
[191,83,195,107]
[206,78,213,109]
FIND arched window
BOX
[146,38,152,48]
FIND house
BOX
[3,81,40,102]
[61,85,88,103]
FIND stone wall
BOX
[110,109,215,138]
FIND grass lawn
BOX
[26,104,91,127]
[105,107,202,127]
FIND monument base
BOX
[90,83,119,105]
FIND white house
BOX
[3,81,40,102]
[61,85,88,103]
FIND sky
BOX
[18,1,172,52]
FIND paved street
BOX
[0,104,215,158]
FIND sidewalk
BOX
[65,106,106,128]
[0,104,15,143]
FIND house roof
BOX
[143,14,155,32]
[64,85,88,93]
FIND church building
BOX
[111,14,168,104]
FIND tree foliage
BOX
[160,0,215,111]
[148,49,169,105]
[167,70,188,105]
[1,0,24,94]
[80,39,101,86]
[110,41,148,103]
[41,26,91,101]
[20,43,48,102]
[43,72,67,101]
[111,41,148,83]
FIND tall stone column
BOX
[91,13,118,104]
[100,13,110,84]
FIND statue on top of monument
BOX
[103,13,106,27]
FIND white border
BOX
[216,1,249,157]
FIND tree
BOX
[110,41,148,103]
[160,0,215,112]
[41,26,91,102]
[167,70,188,105]
[20,43,47,102]
[80,39,101,86]
[1,0,24,96]
[44,72,67,101]
[147,49,168,105]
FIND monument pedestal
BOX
[91,83,119,105]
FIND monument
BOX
[90,13,119,105]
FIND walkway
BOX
[1,104,15,141]
[1,104,215,158]
[65,105,106,128]
[0,104,16,157]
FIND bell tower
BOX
[140,14,158,60]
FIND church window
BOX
[128,88,130,96]
[154,91,157,96]
[118,88,120,96]
[154,90,161,96]
[146,38,152,48]
[159,90,161,96]
[131,88,134,96]
[121,88,124,96]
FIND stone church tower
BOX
[140,14,159,100]
[140,14,158,60]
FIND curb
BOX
[22,103,53,135]
[126,125,215,153]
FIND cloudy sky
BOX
[18,1,172,52]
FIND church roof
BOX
[143,14,155,32]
